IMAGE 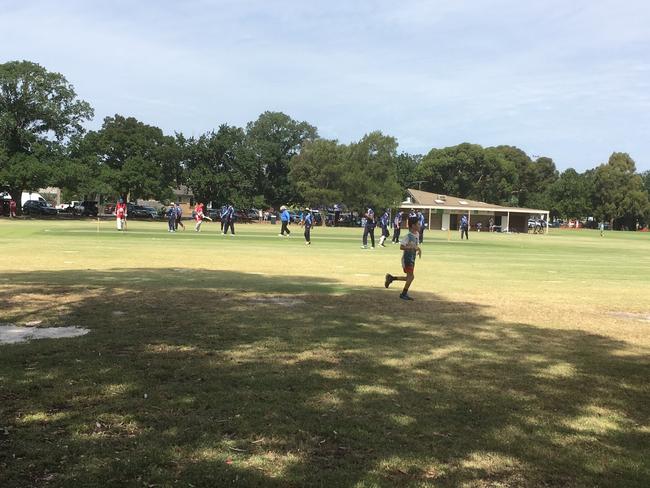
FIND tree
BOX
[395,152,422,190]
[642,170,650,196]
[593,152,650,229]
[342,131,402,211]
[81,115,177,202]
[416,143,517,204]
[184,124,258,208]
[246,111,317,206]
[525,156,558,209]
[289,138,346,206]
[0,60,93,211]
[548,168,592,220]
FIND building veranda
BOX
[401,189,550,233]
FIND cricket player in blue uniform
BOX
[223,204,235,235]
[392,211,403,243]
[417,210,426,243]
[167,203,177,232]
[378,209,390,247]
[361,207,376,249]
[302,208,313,245]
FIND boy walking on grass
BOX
[384,216,421,300]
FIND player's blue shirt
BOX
[365,208,375,227]
[167,207,176,219]
[226,205,234,221]
[401,232,419,268]
[220,205,228,218]
[304,212,313,228]
[281,209,290,222]
[417,211,425,227]
[461,215,468,229]
[380,212,389,228]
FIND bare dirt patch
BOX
[608,312,650,323]
[248,296,305,307]
[0,324,90,344]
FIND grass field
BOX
[1,219,649,487]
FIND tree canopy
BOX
[1,59,649,227]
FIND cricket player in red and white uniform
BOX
[116,199,127,230]
[194,203,205,232]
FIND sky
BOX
[2,0,649,171]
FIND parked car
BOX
[311,210,323,226]
[56,200,80,211]
[326,212,361,227]
[127,204,157,219]
[206,208,252,223]
[22,200,58,216]
[245,208,261,221]
[71,201,99,217]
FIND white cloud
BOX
[1,0,649,170]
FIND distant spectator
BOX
[9,199,17,218]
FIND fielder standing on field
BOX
[116,199,127,231]
[222,203,235,235]
[302,207,313,245]
[361,207,376,249]
[194,202,205,232]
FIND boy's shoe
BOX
[278,234,284,237]
[361,245,367,249]
[399,293,414,301]
[380,243,386,247]
[306,241,311,245]
[384,274,393,288]
[370,246,375,250]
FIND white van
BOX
[21,191,48,207]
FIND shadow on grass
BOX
[1,269,649,487]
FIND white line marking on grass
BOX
[355,274,371,277]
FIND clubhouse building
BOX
[401,189,550,233]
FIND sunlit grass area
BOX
[1,219,649,487]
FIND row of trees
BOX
[2,61,649,228]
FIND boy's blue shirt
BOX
[304,213,313,228]
[281,209,290,222]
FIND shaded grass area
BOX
[1,268,649,487]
